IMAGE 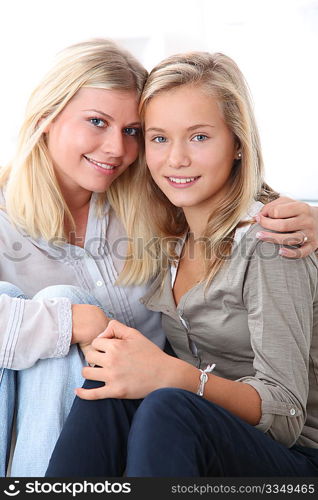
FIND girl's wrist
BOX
[162,356,200,393]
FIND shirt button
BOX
[290,408,296,416]
[96,280,103,287]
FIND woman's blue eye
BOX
[124,127,140,136]
[153,136,167,143]
[90,118,105,128]
[193,134,208,142]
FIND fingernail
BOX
[256,231,265,239]
[279,248,288,256]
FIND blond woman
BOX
[0,38,167,477]
[46,51,318,477]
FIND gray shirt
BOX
[0,190,165,369]
[141,202,318,449]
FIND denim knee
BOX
[0,281,28,299]
[33,284,104,310]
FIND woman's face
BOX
[46,87,141,200]
[144,84,237,216]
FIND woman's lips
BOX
[84,155,120,175]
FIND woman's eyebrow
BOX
[82,108,113,119]
[82,109,141,127]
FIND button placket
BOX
[178,310,199,362]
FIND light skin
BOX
[76,84,264,425]
[45,87,141,349]
[47,85,318,359]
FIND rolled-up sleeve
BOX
[241,240,317,447]
[0,295,72,369]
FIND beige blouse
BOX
[141,202,318,449]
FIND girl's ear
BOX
[234,140,242,160]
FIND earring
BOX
[237,152,242,160]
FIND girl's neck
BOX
[183,207,210,239]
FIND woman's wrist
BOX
[71,304,109,344]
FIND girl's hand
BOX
[76,320,189,400]
[255,197,318,258]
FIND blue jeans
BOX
[46,382,318,477]
[0,281,104,477]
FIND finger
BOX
[85,349,108,367]
[256,230,309,246]
[75,386,108,400]
[91,336,123,352]
[259,197,294,216]
[279,243,313,259]
[259,202,309,220]
[82,365,108,381]
[255,213,305,233]
[97,320,137,341]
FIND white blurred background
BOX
[0,0,317,202]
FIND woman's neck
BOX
[63,190,93,247]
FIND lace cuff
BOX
[53,298,72,358]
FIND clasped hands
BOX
[75,320,180,401]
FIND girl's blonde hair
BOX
[0,38,148,241]
[122,51,279,285]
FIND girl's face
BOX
[145,84,237,215]
[46,87,141,200]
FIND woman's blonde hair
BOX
[122,51,279,285]
[0,38,148,241]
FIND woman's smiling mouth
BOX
[84,155,120,173]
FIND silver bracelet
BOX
[197,363,216,397]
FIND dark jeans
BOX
[46,380,318,477]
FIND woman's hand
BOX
[71,304,110,355]
[255,197,318,258]
[75,320,191,400]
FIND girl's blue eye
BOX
[124,127,140,136]
[90,118,105,128]
[193,134,208,142]
[153,136,167,143]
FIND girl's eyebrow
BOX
[146,124,215,133]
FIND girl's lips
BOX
[166,175,200,188]
[83,155,120,175]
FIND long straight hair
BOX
[0,38,148,242]
[120,51,278,285]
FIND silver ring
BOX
[299,231,308,245]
